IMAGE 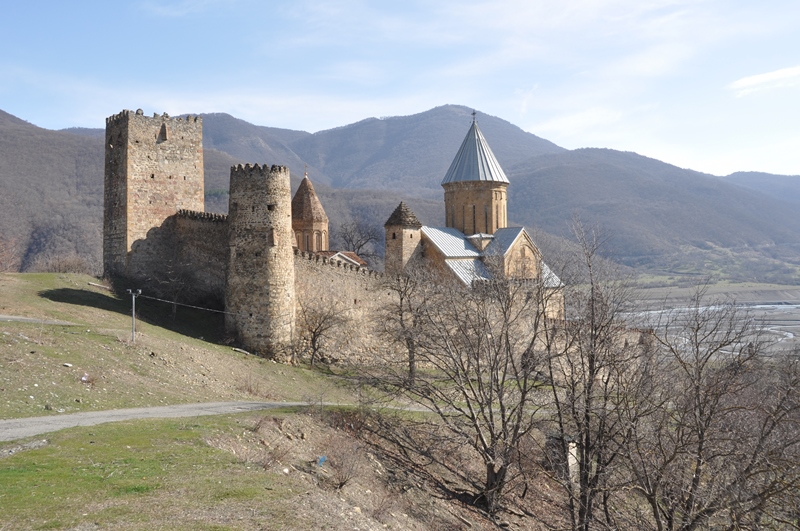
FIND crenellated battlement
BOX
[230,163,288,178]
[106,109,202,126]
[176,209,227,222]
[294,248,383,279]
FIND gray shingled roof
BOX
[384,202,422,228]
[441,120,510,185]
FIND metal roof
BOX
[441,120,510,185]
[484,227,524,257]
[422,225,562,288]
[541,262,564,288]
[421,226,481,258]
[446,259,490,285]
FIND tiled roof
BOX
[421,226,481,258]
[441,120,510,185]
[317,250,368,267]
[291,176,328,223]
[384,202,422,228]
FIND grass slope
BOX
[1,273,528,531]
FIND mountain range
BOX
[1,105,798,283]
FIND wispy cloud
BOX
[728,66,800,97]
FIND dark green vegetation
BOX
[2,105,800,282]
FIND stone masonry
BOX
[225,164,296,358]
[103,110,203,278]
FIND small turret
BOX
[384,202,422,275]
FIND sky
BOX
[1,0,798,176]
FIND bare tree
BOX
[387,265,560,515]
[0,236,20,272]
[543,220,641,531]
[335,220,381,266]
[297,293,347,367]
[378,266,431,388]
[622,288,800,531]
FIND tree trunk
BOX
[484,463,508,515]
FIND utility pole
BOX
[126,289,141,343]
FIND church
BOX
[383,116,563,310]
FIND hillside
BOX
[0,273,562,530]
[506,149,800,280]
[0,111,103,271]
[288,104,564,195]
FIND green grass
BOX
[0,273,355,419]
[0,415,304,530]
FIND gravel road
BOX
[0,401,313,442]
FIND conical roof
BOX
[384,202,422,228]
[441,120,509,185]
[291,176,328,222]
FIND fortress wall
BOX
[293,249,392,363]
[174,210,229,303]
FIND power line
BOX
[136,293,241,316]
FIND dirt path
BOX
[0,314,77,326]
[0,401,317,442]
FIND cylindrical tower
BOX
[441,118,509,236]
[225,164,295,359]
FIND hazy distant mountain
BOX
[722,171,800,205]
[505,149,800,279]
[1,105,798,283]
[0,110,103,270]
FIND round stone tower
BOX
[225,164,295,359]
[441,118,509,236]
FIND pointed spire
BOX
[291,175,328,223]
[384,202,422,228]
[441,120,509,185]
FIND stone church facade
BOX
[103,109,561,359]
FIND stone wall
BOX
[174,210,228,303]
[294,249,389,363]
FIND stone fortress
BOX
[103,109,562,359]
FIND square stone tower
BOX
[103,109,204,278]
